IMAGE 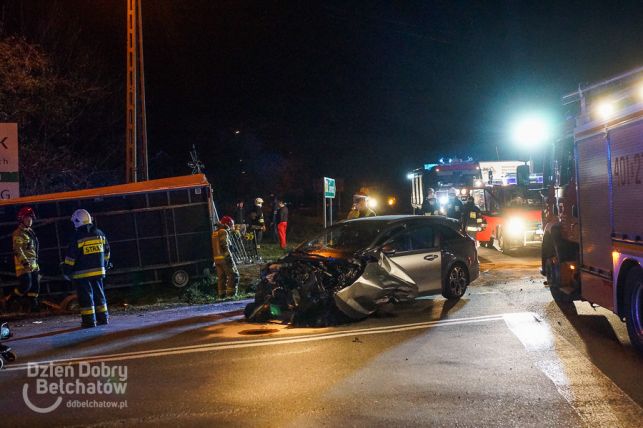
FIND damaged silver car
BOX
[244,215,479,326]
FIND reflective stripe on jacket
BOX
[63,225,110,279]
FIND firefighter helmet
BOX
[255,198,264,205]
[17,206,36,222]
[220,216,234,227]
[71,209,92,228]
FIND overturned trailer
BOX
[0,174,217,298]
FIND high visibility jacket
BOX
[211,227,232,265]
[249,205,265,230]
[347,207,376,219]
[13,224,39,276]
[421,198,440,216]
[462,203,484,232]
[63,225,111,280]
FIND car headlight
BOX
[506,217,525,236]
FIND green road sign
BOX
[323,177,336,198]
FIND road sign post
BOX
[323,177,336,228]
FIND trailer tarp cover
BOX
[0,174,209,205]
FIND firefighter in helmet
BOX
[462,196,485,240]
[212,216,240,298]
[248,197,266,249]
[7,207,40,312]
[63,209,111,328]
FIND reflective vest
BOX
[63,225,110,279]
[13,224,39,276]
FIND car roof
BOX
[341,215,461,228]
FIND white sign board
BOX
[0,123,19,199]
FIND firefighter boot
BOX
[96,304,109,326]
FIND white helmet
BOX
[71,209,92,228]
[255,198,264,205]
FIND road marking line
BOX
[503,312,643,424]
[4,313,507,371]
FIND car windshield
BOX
[298,220,389,253]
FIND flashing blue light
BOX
[424,163,438,170]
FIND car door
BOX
[386,224,442,294]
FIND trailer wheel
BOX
[171,270,190,288]
[624,266,643,353]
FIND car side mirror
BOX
[380,244,396,256]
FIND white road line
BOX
[503,312,643,424]
[4,313,507,371]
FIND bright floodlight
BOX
[596,100,616,120]
[511,115,551,146]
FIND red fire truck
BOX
[476,184,544,252]
[541,67,643,353]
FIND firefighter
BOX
[462,196,484,240]
[445,188,464,221]
[63,209,111,328]
[249,198,266,249]
[7,207,40,312]
[347,194,376,219]
[212,216,239,298]
[420,188,440,215]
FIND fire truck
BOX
[409,159,543,252]
[409,159,483,213]
[541,67,643,353]
[476,183,544,252]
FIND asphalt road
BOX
[1,247,641,427]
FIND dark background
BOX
[2,0,643,211]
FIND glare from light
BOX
[367,198,378,209]
[439,196,448,206]
[596,100,616,121]
[637,83,643,101]
[474,179,483,187]
[387,197,396,206]
[510,114,551,146]
[455,188,461,195]
[406,173,415,180]
[506,217,525,236]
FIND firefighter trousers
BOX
[14,271,40,299]
[75,277,109,326]
[215,260,239,298]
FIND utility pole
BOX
[125,0,149,183]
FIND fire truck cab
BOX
[542,67,643,353]
[476,184,544,252]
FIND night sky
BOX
[5,0,643,204]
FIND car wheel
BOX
[443,263,468,299]
[624,266,643,353]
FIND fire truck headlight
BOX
[367,198,378,209]
[506,217,525,236]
